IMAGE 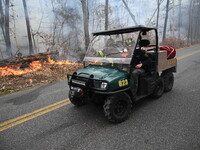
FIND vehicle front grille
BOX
[71,79,86,86]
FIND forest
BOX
[0,0,200,61]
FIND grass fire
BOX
[0,53,83,96]
[0,57,79,77]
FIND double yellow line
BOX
[0,99,70,132]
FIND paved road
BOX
[1,46,200,150]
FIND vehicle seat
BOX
[146,52,157,72]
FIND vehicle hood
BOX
[76,65,127,81]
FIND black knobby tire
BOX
[151,76,164,98]
[103,92,132,123]
[162,72,174,92]
[69,90,85,107]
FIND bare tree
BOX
[162,0,170,42]
[0,48,3,59]
[122,0,138,25]
[2,0,12,57]
[190,0,200,44]
[81,0,90,51]
[105,0,109,30]
[0,0,5,39]
[197,0,200,41]
[188,0,194,44]
[193,0,200,43]
[22,0,34,55]
[49,0,82,59]
[50,0,57,52]
[178,0,182,39]
[147,0,164,26]
[156,0,161,27]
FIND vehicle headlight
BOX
[100,82,108,89]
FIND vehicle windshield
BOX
[84,31,139,65]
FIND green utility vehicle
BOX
[67,25,177,123]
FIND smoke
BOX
[0,0,197,60]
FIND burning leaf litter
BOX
[0,57,79,77]
[0,57,83,96]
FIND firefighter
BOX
[131,39,152,97]
[95,50,114,66]
[125,38,134,47]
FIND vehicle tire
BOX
[69,91,85,107]
[151,76,164,98]
[103,92,132,123]
[162,72,174,92]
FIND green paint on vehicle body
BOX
[76,65,130,92]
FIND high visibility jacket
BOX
[95,50,104,57]
[95,50,114,66]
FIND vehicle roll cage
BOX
[89,26,159,72]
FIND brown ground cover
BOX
[0,63,83,96]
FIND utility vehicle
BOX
[67,25,177,123]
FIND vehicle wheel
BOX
[151,76,164,98]
[69,91,85,107]
[162,72,174,92]
[103,92,132,123]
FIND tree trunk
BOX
[22,0,34,55]
[105,0,109,30]
[52,21,57,52]
[81,0,90,51]
[0,0,5,39]
[5,0,12,57]
[156,0,160,28]
[162,0,170,42]
[122,0,138,25]
[51,0,56,52]
[194,0,200,43]
[0,48,4,59]
[178,0,182,40]
[187,0,193,45]
[197,0,200,41]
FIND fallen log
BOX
[0,51,58,67]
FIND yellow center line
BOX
[1,48,200,132]
[177,49,200,60]
[0,101,70,132]
[0,99,69,127]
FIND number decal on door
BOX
[118,79,128,87]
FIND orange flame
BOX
[0,57,78,77]
[47,57,77,65]
[0,61,42,77]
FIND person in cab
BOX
[131,39,152,96]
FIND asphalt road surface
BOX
[1,45,200,150]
